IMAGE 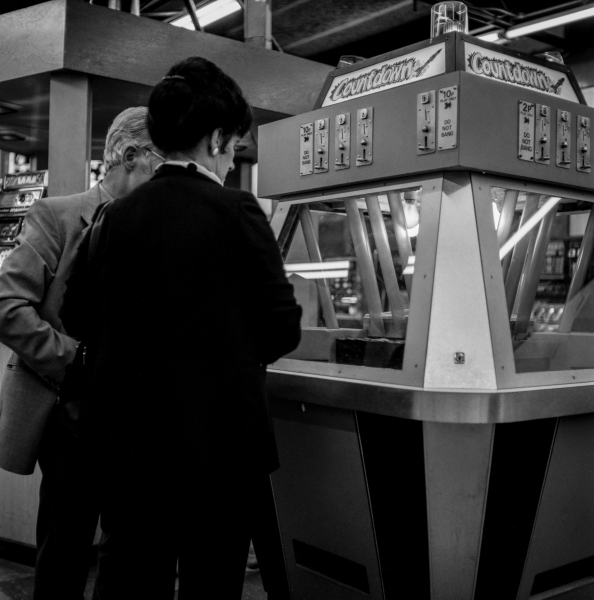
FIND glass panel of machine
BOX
[493,187,594,373]
[283,188,422,370]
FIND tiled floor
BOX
[0,558,266,600]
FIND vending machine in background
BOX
[0,171,48,269]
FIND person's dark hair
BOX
[147,57,253,154]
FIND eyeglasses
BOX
[141,146,166,163]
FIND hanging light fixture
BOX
[506,4,594,39]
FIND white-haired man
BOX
[0,106,162,600]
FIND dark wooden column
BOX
[48,72,92,198]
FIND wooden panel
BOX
[61,0,329,116]
[0,1,64,82]
[48,72,91,197]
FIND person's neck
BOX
[100,169,127,200]
[164,146,215,174]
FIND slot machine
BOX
[257,3,594,600]
[0,170,48,269]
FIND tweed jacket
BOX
[0,184,106,474]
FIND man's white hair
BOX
[103,107,151,172]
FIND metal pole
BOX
[298,205,339,330]
[244,0,272,49]
[500,195,561,260]
[387,191,413,295]
[558,205,594,333]
[514,202,558,336]
[344,198,385,336]
[497,189,519,280]
[181,0,203,30]
[366,195,407,329]
[504,193,540,316]
[130,0,140,16]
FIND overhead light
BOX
[285,260,350,280]
[478,30,503,42]
[506,5,594,39]
[171,0,241,29]
[0,132,25,141]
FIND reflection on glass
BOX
[283,189,422,369]
[493,186,594,373]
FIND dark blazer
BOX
[62,165,301,473]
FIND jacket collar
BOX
[81,183,113,226]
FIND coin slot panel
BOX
[314,118,329,173]
[557,109,571,169]
[356,107,373,166]
[417,90,436,155]
[577,115,591,173]
[335,113,350,170]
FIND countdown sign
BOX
[464,42,579,103]
[322,43,446,107]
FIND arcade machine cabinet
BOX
[258,5,594,600]
[0,171,48,268]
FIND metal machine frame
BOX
[259,31,594,600]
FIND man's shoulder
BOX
[36,187,98,213]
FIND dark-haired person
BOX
[62,57,302,599]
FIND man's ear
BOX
[122,145,138,171]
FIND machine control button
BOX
[421,92,430,104]
[540,105,549,117]
[582,117,590,128]
[454,352,465,365]
[561,141,568,148]
[338,114,346,125]
[583,146,589,153]
[561,111,569,122]
[360,108,368,119]
[317,119,325,130]
[422,125,429,133]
